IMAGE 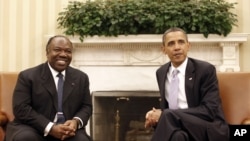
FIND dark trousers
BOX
[151,109,229,141]
[5,122,91,141]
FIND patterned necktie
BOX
[168,69,179,109]
[57,73,65,123]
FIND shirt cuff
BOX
[44,122,54,136]
[73,117,83,129]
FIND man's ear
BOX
[161,46,166,53]
[187,42,191,51]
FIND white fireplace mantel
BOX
[66,33,248,72]
[44,33,249,91]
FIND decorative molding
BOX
[72,43,165,66]
[62,34,248,72]
[67,33,249,44]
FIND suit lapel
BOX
[40,63,58,111]
[185,59,196,107]
[158,63,170,107]
[63,67,76,103]
[160,64,170,94]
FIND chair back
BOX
[0,72,19,121]
[217,72,250,124]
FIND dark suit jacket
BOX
[156,57,229,140]
[6,62,92,137]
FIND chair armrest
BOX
[241,118,250,125]
[0,111,9,129]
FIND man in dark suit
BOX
[5,35,92,141]
[145,27,229,141]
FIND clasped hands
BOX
[49,119,78,140]
[145,107,162,128]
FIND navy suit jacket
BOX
[7,62,92,135]
[156,57,229,140]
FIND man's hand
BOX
[145,107,162,128]
[64,119,78,131]
[49,120,77,140]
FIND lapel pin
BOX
[189,78,192,80]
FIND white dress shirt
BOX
[165,57,188,109]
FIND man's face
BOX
[162,31,190,67]
[46,37,73,72]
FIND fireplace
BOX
[78,65,160,141]
[43,34,247,141]
[91,91,160,141]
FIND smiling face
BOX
[162,30,190,67]
[46,36,73,72]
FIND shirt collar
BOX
[47,63,66,77]
[170,57,188,76]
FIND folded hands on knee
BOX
[145,107,162,128]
